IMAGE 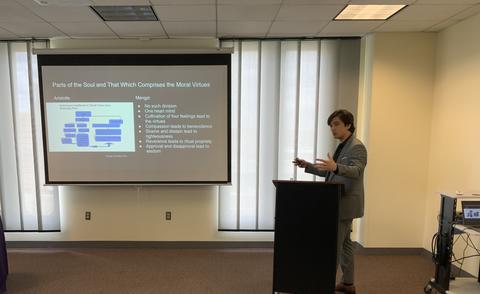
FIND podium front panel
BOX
[272,181,341,294]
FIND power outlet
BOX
[165,211,172,221]
[85,211,91,221]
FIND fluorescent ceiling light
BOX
[335,4,406,20]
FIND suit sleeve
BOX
[336,144,367,179]
[304,162,327,177]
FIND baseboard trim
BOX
[449,264,476,279]
[352,242,425,255]
[5,241,434,253]
[420,248,475,279]
[6,241,275,249]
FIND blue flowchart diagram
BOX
[61,111,124,148]
[47,103,135,152]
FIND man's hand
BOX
[292,157,309,168]
[313,153,337,171]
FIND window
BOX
[0,41,60,231]
[219,39,360,231]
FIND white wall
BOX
[6,38,273,242]
[423,12,480,275]
[359,33,436,247]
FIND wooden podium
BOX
[272,180,342,294]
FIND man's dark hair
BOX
[327,109,356,133]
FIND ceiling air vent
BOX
[91,5,158,22]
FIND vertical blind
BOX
[0,41,60,231]
[0,39,358,233]
[219,39,360,231]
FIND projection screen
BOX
[36,50,231,185]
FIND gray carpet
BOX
[5,248,434,293]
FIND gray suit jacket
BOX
[305,136,367,220]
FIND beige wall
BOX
[7,14,480,256]
[423,12,480,275]
[359,33,436,247]
[4,35,439,245]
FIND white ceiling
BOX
[0,0,479,39]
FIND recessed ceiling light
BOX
[335,5,407,21]
[91,6,158,22]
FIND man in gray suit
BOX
[293,109,367,294]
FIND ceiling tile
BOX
[276,5,345,21]
[375,20,440,32]
[392,4,470,21]
[107,21,166,37]
[26,6,101,22]
[154,5,215,21]
[426,18,458,31]
[0,26,18,39]
[162,21,216,37]
[29,0,92,6]
[0,22,64,38]
[217,21,271,37]
[415,0,479,4]
[317,32,367,37]
[349,0,415,4]
[450,4,480,20]
[150,0,215,4]
[1,0,476,39]
[218,5,280,21]
[219,0,281,3]
[319,20,384,35]
[268,20,328,36]
[282,0,348,4]
[52,22,116,37]
[0,0,44,22]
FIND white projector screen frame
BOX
[36,51,231,185]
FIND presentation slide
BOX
[39,59,230,184]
